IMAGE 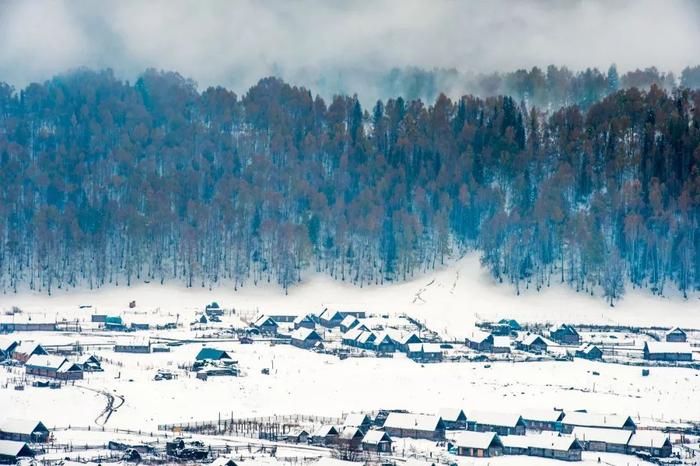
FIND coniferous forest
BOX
[0,68,699,303]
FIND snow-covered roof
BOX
[493,336,511,349]
[338,426,363,440]
[0,338,18,353]
[342,328,364,341]
[468,411,523,428]
[466,330,492,344]
[628,430,671,448]
[343,413,370,427]
[437,408,466,423]
[578,343,601,354]
[25,355,68,370]
[572,427,632,445]
[563,412,634,429]
[519,334,549,346]
[520,434,581,452]
[319,308,343,321]
[293,314,314,324]
[374,332,394,345]
[312,425,338,438]
[551,324,579,335]
[0,419,47,436]
[407,343,442,354]
[361,430,390,445]
[384,413,442,432]
[210,457,238,466]
[644,341,692,354]
[667,326,686,335]
[521,409,565,423]
[253,315,277,327]
[340,315,359,327]
[387,330,421,345]
[13,342,44,356]
[453,431,500,449]
[290,328,321,341]
[357,331,376,344]
[0,440,31,457]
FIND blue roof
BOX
[196,348,231,360]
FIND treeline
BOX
[0,69,698,303]
[313,64,700,111]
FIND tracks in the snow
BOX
[78,385,125,426]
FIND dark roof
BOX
[195,348,232,360]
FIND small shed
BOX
[361,430,392,453]
[77,354,103,372]
[665,327,687,343]
[576,344,603,360]
[643,341,693,362]
[550,324,581,345]
[284,428,309,444]
[290,328,323,349]
[455,431,503,457]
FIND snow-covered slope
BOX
[1,254,697,339]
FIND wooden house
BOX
[361,430,392,453]
[455,431,503,457]
[383,413,445,440]
[205,302,224,317]
[25,355,83,380]
[11,343,48,363]
[391,332,422,352]
[341,328,365,347]
[521,409,565,431]
[77,354,103,372]
[643,341,692,361]
[356,331,377,350]
[0,440,33,463]
[293,314,316,330]
[284,429,309,443]
[0,339,18,361]
[575,344,603,360]
[319,309,345,328]
[627,431,672,457]
[506,434,582,461]
[467,411,526,436]
[290,328,323,349]
[665,327,687,343]
[311,425,339,446]
[437,408,467,430]
[337,426,364,450]
[465,331,494,352]
[339,315,360,333]
[253,315,278,335]
[0,419,50,442]
[343,414,372,433]
[195,348,232,361]
[572,427,632,453]
[561,412,636,433]
[407,343,443,363]
[210,458,238,466]
[516,334,549,353]
[550,324,581,345]
[373,333,396,353]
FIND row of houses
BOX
[572,427,672,457]
[452,431,585,461]
[1,339,102,379]
[0,419,50,443]
[309,425,392,453]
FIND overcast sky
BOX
[1,0,699,95]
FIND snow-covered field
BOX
[1,254,699,465]
[1,254,699,339]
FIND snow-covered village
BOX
[2,1,700,465]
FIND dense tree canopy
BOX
[0,69,698,303]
